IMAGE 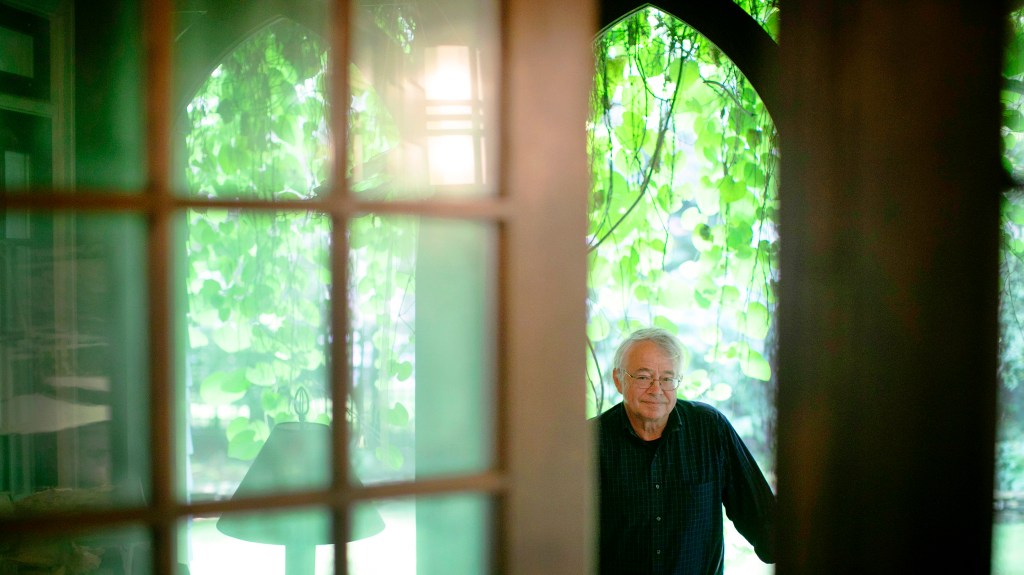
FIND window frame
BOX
[0,1,595,574]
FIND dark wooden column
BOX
[776,2,1005,573]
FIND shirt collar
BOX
[617,399,683,438]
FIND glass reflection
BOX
[349,216,496,484]
[1,2,144,194]
[0,213,148,513]
[352,2,499,198]
[183,209,331,503]
[0,525,150,574]
[178,14,330,200]
[348,494,490,575]
[185,508,330,575]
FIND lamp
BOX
[216,390,385,575]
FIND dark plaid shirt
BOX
[594,399,776,575]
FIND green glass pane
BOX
[349,216,496,483]
[0,212,149,512]
[351,0,500,198]
[176,11,330,200]
[349,494,491,575]
[185,508,331,575]
[74,4,146,193]
[3,3,143,195]
[183,209,331,502]
[993,519,1024,575]
[1,111,53,193]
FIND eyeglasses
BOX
[621,369,681,391]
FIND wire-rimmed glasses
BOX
[620,369,682,391]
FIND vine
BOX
[184,18,415,490]
[586,7,779,432]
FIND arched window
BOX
[586,5,778,571]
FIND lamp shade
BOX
[216,421,385,545]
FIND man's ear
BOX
[612,368,624,394]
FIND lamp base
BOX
[285,543,315,575]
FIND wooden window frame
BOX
[0,1,594,574]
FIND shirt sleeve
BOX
[719,412,777,563]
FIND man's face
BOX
[614,340,677,429]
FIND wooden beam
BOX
[776,1,1005,573]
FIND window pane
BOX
[0,213,149,511]
[349,216,496,484]
[0,525,150,574]
[348,494,491,575]
[0,111,51,193]
[351,0,500,198]
[75,4,145,192]
[998,9,1024,573]
[185,508,330,575]
[176,10,330,200]
[183,209,331,502]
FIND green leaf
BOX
[1006,33,1024,77]
[721,285,740,306]
[720,178,747,203]
[228,430,264,461]
[652,315,678,334]
[606,55,627,82]
[199,369,250,405]
[226,416,251,441]
[680,369,710,398]
[211,322,253,353]
[694,290,713,309]
[764,8,781,41]
[386,402,410,427]
[262,389,291,415]
[375,444,404,470]
[1007,200,1024,225]
[740,301,771,340]
[727,223,755,251]
[742,349,772,381]
[615,111,645,150]
[707,382,733,401]
[1004,108,1024,133]
[635,284,651,301]
[692,223,715,252]
[395,361,413,381]
[638,43,666,76]
[678,60,700,90]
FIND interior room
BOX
[0,0,1020,574]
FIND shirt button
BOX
[656,550,662,555]
[655,484,661,489]
[656,516,662,522]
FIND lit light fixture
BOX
[217,389,384,575]
[423,44,484,188]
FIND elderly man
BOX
[594,327,776,575]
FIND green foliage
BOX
[586,6,779,449]
[1000,9,1024,495]
[731,0,780,40]
[184,19,414,479]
